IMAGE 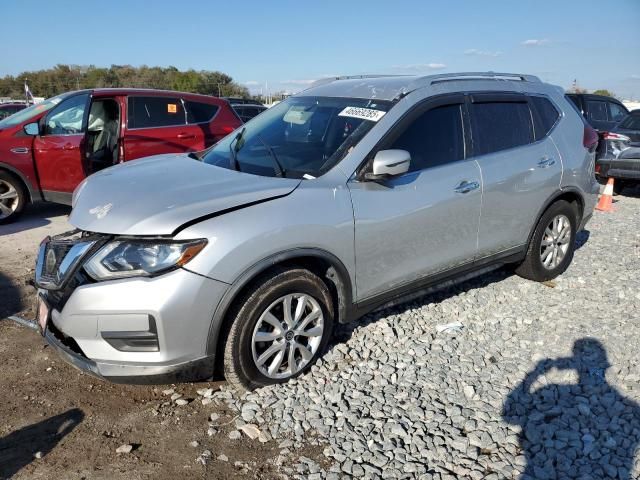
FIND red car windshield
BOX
[0,94,68,128]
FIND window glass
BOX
[0,94,65,128]
[202,96,391,178]
[389,104,465,171]
[530,96,560,141]
[185,101,219,124]
[44,94,88,135]
[619,114,640,130]
[471,101,533,155]
[128,96,186,129]
[608,102,627,122]
[586,100,608,122]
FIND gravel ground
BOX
[1,190,639,479]
[217,188,640,479]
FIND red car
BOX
[0,102,28,120]
[0,89,242,223]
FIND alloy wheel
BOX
[251,293,324,379]
[540,214,571,270]
[0,179,19,220]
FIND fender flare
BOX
[0,161,41,202]
[525,187,585,248]
[205,247,354,357]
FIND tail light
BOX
[601,131,631,142]
[583,124,598,152]
[221,125,235,135]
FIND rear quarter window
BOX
[128,96,186,129]
[530,96,560,141]
[471,101,533,155]
[185,101,219,124]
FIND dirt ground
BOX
[0,204,311,479]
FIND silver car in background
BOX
[35,72,599,390]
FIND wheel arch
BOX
[0,161,41,202]
[526,188,585,248]
[205,248,355,360]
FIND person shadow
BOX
[0,408,84,478]
[503,339,640,479]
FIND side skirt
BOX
[345,246,525,322]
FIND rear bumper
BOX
[596,155,640,181]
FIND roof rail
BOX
[427,72,541,85]
[307,74,408,90]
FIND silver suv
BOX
[35,73,600,390]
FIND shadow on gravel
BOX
[0,203,70,237]
[503,339,640,480]
[0,270,23,319]
[575,229,590,250]
[0,408,84,478]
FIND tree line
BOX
[0,64,250,99]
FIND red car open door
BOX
[32,93,90,202]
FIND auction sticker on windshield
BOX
[338,106,386,122]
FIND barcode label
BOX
[338,106,386,122]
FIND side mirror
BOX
[364,149,411,181]
[23,122,40,136]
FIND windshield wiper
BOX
[256,134,286,178]
[229,127,246,171]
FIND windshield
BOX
[202,96,392,178]
[0,94,67,129]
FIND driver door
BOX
[33,93,90,201]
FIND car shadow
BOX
[503,339,640,479]
[328,264,514,350]
[0,270,23,319]
[575,229,590,250]
[0,203,70,237]
[0,408,84,478]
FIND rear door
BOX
[123,95,205,161]
[584,98,612,131]
[470,93,562,256]
[33,93,90,199]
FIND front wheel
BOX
[515,200,578,282]
[223,268,334,391]
[0,171,27,224]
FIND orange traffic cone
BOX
[595,177,614,212]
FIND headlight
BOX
[84,239,207,280]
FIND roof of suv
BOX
[60,88,226,103]
[298,72,543,101]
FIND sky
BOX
[2,0,639,98]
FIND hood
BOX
[70,154,301,235]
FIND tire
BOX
[0,171,27,225]
[515,200,578,282]
[223,268,335,392]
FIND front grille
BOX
[40,240,76,285]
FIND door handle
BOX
[537,156,556,168]
[177,133,195,139]
[454,180,480,194]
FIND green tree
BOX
[0,64,248,99]
[593,89,614,97]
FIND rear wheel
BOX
[223,268,334,391]
[515,200,578,282]
[0,171,27,224]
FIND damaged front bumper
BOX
[35,230,228,384]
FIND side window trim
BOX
[356,93,469,178]
[41,92,91,137]
[126,95,187,130]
